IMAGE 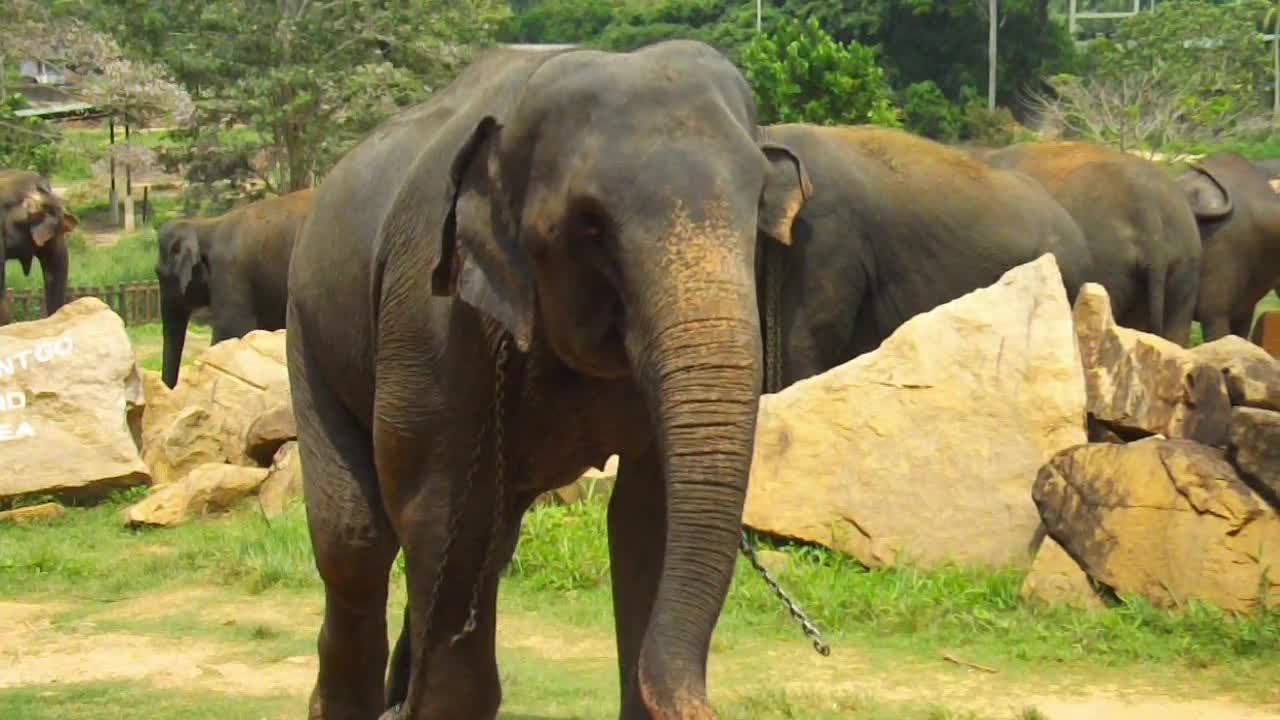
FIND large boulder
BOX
[125,462,270,527]
[141,330,289,486]
[1074,284,1231,446]
[743,254,1087,569]
[0,298,149,502]
[1189,334,1280,411]
[1034,438,1280,614]
[1228,407,1280,507]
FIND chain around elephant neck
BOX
[745,241,831,657]
[418,332,512,654]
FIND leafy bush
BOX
[955,86,1037,146]
[740,16,901,127]
[0,94,62,175]
[901,80,961,141]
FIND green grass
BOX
[125,322,211,373]
[3,489,1278,689]
[0,683,299,720]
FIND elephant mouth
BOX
[559,294,630,380]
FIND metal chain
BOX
[452,333,512,646]
[739,531,830,656]
[419,338,507,652]
[743,241,831,657]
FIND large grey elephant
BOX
[286,41,810,720]
[980,141,1203,346]
[155,188,313,388]
[757,124,1092,385]
[1,170,78,325]
[1177,152,1280,341]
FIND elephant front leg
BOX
[607,446,668,719]
[379,429,522,719]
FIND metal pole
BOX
[757,0,762,33]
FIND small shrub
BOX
[741,16,901,128]
[901,80,962,141]
[0,94,62,175]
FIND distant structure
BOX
[1067,0,1144,37]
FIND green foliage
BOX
[0,94,62,175]
[901,80,961,141]
[81,0,511,198]
[504,0,613,43]
[741,16,901,127]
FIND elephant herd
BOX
[4,40,1280,720]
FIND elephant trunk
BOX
[627,228,762,717]
[160,283,190,389]
[38,237,69,316]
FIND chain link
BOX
[739,532,830,656]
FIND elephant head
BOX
[0,170,79,323]
[387,40,811,717]
[155,219,211,388]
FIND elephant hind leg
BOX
[289,324,399,720]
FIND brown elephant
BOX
[980,142,1202,345]
[1177,152,1280,342]
[286,40,810,720]
[0,170,79,325]
[155,189,313,388]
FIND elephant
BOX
[755,124,1093,385]
[0,170,78,325]
[979,141,1203,346]
[1176,152,1280,342]
[155,188,313,388]
[286,40,810,720]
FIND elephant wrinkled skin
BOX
[0,170,79,325]
[286,41,810,720]
[1178,152,1280,342]
[759,124,1092,384]
[981,141,1202,346]
[155,188,313,388]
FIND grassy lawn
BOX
[125,323,211,374]
[1,488,1277,718]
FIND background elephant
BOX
[980,141,1202,346]
[1177,152,1280,341]
[758,124,1092,386]
[286,41,809,720]
[0,170,79,325]
[155,188,312,388]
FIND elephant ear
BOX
[426,116,534,352]
[757,142,813,247]
[1180,166,1233,221]
[176,226,202,295]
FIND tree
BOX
[1031,0,1270,156]
[88,0,511,195]
[740,16,901,127]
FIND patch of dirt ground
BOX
[3,596,1279,719]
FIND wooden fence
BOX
[3,282,164,326]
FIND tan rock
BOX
[125,463,270,527]
[257,441,303,518]
[141,330,289,486]
[744,254,1087,569]
[1073,284,1231,446]
[1228,408,1280,507]
[1034,438,1280,614]
[1189,335,1280,411]
[0,297,150,502]
[245,402,297,466]
[0,501,66,524]
[1020,535,1106,610]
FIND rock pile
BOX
[1021,284,1280,614]
[127,329,301,526]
